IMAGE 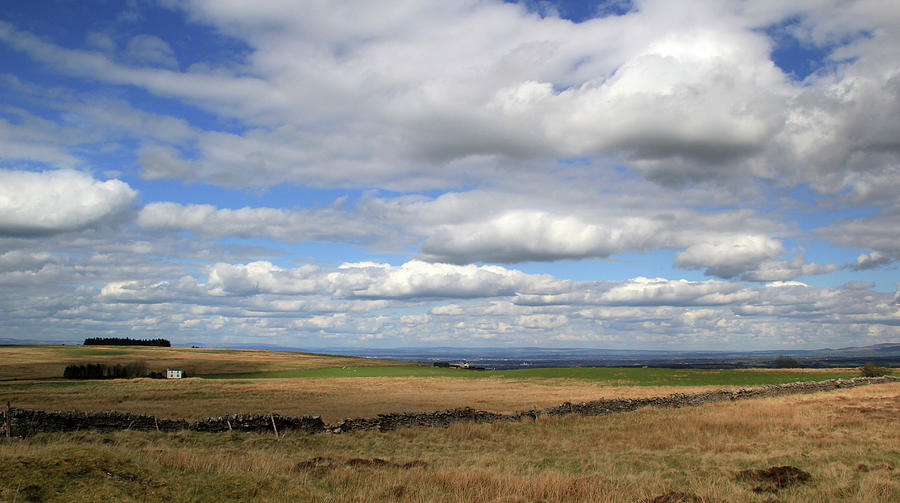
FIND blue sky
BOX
[1,0,899,350]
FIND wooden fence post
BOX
[5,401,10,439]
[270,415,279,440]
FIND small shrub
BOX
[859,362,891,377]
[775,355,800,368]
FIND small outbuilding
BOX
[166,368,183,379]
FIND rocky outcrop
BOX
[1,375,896,438]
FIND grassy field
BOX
[0,345,875,421]
[204,365,860,386]
[1,344,896,502]
[1,383,897,502]
[0,376,766,422]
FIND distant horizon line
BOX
[3,338,898,356]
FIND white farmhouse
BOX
[166,368,183,379]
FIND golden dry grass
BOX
[0,375,733,421]
[1,383,897,502]
[0,345,409,381]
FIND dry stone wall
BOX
[329,407,508,433]
[1,375,896,438]
[0,409,324,437]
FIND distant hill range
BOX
[185,342,900,369]
[306,343,900,369]
[2,339,897,369]
[812,343,900,354]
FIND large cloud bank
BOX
[1,1,899,349]
[1,1,898,193]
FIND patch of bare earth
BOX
[637,491,722,503]
[736,465,811,493]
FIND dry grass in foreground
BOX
[1,383,896,502]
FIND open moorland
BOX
[0,345,867,421]
[1,345,897,502]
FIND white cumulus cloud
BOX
[419,210,663,264]
[675,235,784,278]
[0,169,136,236]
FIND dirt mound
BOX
[736,465,811,493]
[293,456,334,475]
[345,457,390,466]
[636,491,706,503]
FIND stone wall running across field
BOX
[0,409,326,438]
[1,375,896,438]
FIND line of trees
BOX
[83,337,170,347]
[63,362,148,379]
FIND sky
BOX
[1,0,899,351]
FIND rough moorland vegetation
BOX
[1,382,897,502]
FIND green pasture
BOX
[203,365,863,386]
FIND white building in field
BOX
[166,368,183,379]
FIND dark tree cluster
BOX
[860,362,892,377]
[83,337,170,347]
[63,362,147,379]
[775,355,801,368]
